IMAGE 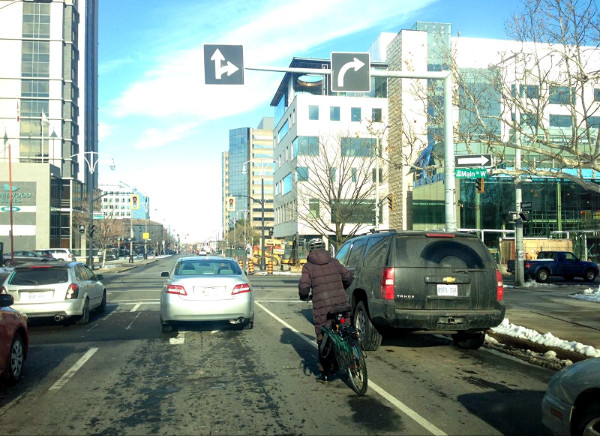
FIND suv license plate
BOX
[437,284,458,296]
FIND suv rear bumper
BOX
[373,306,506,331]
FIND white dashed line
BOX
[48,348,98,391]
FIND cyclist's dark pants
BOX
[317,333,335,373]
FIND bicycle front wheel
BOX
[347,344,368,395]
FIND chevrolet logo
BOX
[442,277,456,283]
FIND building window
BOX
[283,173,293,195]
[21,40,50,78]
[549,86,574,105]
[294,136,319,156]
[329,167,336,182]
[520,85,539,99]
[550,114,572,128]
[309,199,320,219]
[351,168,357,182]
[521,113,538,128]
[341,137,375,157]
[588,116,600,129]
[372,168,383,182]
[330,106,340,121]
[308,105,319,120]
[278,119,289,142]
[21,80,49,98]
[23,2,50,39]
[297,167,309,182]
[594,89,600,102]
[372,108,382,122]
[351,107,361,121]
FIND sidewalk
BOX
[95,255,161,274]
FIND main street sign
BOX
[455,154,492,168]
[455,168,488,179]
[331,52,370,92]
[203,44,244,85]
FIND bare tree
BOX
[431,0,600,192]
[295,131,383,246]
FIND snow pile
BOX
[491,318,600,358]
[570,285,600,302]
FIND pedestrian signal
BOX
[226,196,236,212]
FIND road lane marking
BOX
[126,312,142,330]
[131,303,141,312]
[255,301,447,436]
[48,348,98,391]
[170,331,185,344]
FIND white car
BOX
[542,357,600,436]
[39,248,74,262]
[160,256,254,332]
[1,262,106,324]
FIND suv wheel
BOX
[452,331,485,350]
[353,301,382,351]
[584,268,597,282]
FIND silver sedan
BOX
[542,357,600,436]
[160,256,254,332]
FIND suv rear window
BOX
[9,267,69,285]
[395,236,495,269]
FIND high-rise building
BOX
[0,0,98,252]
[222,117,274,250]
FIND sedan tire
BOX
[572,403,600,436]
[3,333,25,384]
[584,268,597,282]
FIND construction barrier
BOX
[248,260,254,274]
[238,259,244,270]
[267,260,273,275]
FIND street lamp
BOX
[365,124,390,231]
[72,152,115,268]
[242,159,269,270]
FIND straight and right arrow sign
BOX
[455,154,492,168]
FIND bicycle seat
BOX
[328,304,352,316]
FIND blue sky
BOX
[98,0,524,243]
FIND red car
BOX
[0,293,28,383]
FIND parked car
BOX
[0,262,106,325]
[33,250,57,260]
[508,251,598,283]
[0,293,28,384]
[2,250,51,267]
[160,256,254,332]
[335,230,506,351]
[39,248,74,262]
[542,357,600,436]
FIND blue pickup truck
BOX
[508,251,599,282]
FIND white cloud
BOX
[133,121,200,150]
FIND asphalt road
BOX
[0,256,557,435]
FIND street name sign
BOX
[204,44,244,85]
[455,154,492,168]
[331,52,370,92]
[455,168,488,179]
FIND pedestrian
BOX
[298,238,353,382]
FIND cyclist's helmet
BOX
[308,238,326,251]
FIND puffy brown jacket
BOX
[298,248,354,336]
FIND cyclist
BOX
[298,238,353,382]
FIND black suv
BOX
[335,231,505,351]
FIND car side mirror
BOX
[95,274,104,281]
[0,293,14,307]
[161,271,170,277]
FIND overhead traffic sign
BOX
[455,154,492,168]
[331,52,370,92]
[204,44,244,85]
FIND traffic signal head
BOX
[476,178,485,194]
[89,224,96,237]
[387,193,394,210]
[131,194,140,209]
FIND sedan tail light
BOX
[0,286,6,294]
[232,283,251,295]
[165,284,187,296]
[496,270,504,301]
[380,267,395,299]
[66,283,79,299]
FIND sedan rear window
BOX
[175,260,242,276]
[9,267,69,285]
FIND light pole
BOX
[370,125,389,230]
[2,130,15,266]
[72,152,115,268]
[242,159,269,270]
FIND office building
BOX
[0,0,98,253]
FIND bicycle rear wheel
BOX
[346,344,368,395]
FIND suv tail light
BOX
[496,270,504,301]
[232,283,251,295]
[166,284,187,295]
[380,267,395,299]
[66,283,79,299]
